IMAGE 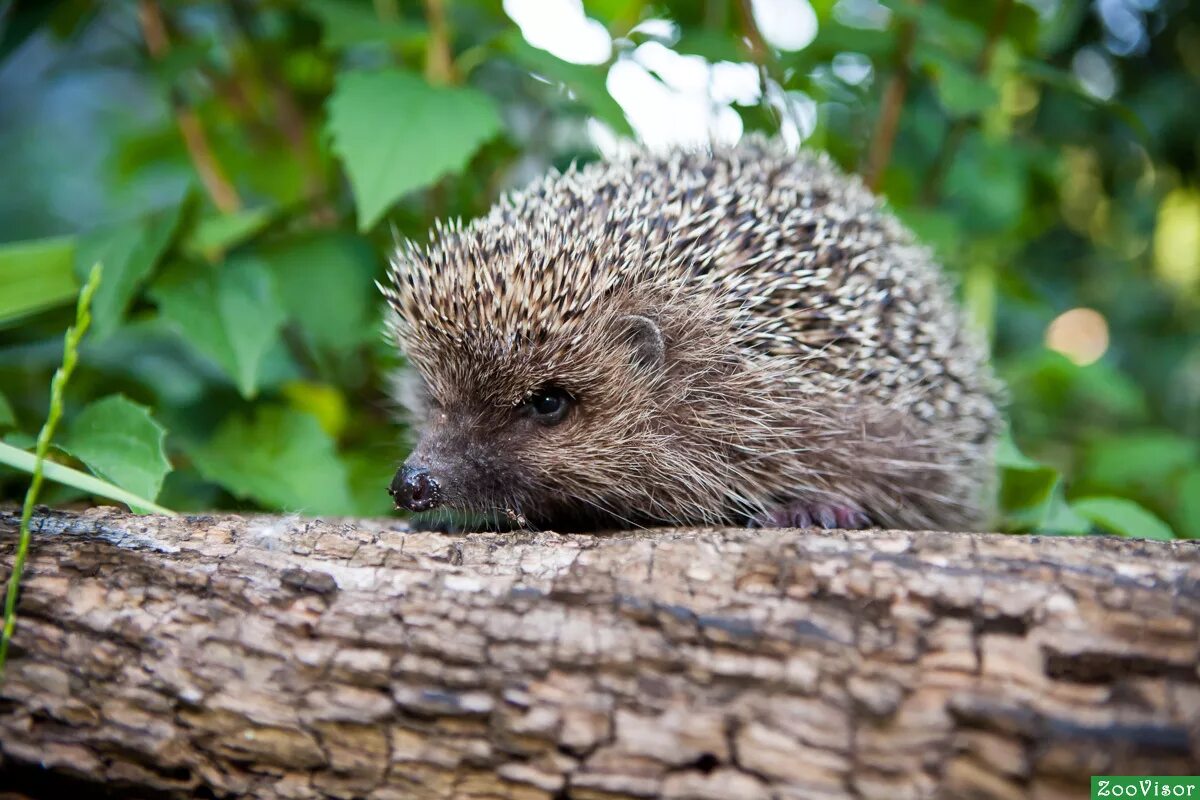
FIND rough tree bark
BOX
[0,508,1198,800]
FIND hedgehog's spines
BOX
[385,137,1001,531]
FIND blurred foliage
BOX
[0,0,1197,537]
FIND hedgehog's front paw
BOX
[753,502,871,530]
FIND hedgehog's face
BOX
[389,312,671,529]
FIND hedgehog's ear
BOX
[618,314,665,372]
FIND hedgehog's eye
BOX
[520,387,572,425]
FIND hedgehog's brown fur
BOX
[382,137,1002,531]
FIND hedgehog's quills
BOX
[381,137,1003,532]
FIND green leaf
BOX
[1016,59,1149,142]
[151,258,287,398]
[74,203,187,339]
[282,380,348,439]
[996,438,1091,536]
[944,136,1028,234]
[997,437,1062,531]
[0,391,14,429]
[896,0,985,59]
[1000,462,1059,515]
[0,236,78,325]
[1070,360,1149,420]
[938,0,1041,55]
[673,30,746,63]
[1071,496,1176,541]
[1002,351,1151,424]
[181,207,276,262]
[894,208,965,258]
[326,69,503,230]
[1035,0,1089,54]
[344,448,399,517]
[1177,469,1200,540]
[259,232,381,354]
[918,51,998,117]
[3,432,36,450]
[299,0,425,48]
[995,436,1040,469]
[187,407,354,515]
[58,395,172,507]
[1040,496,1092,536]
[1082,433,1197,491]
[0,440,175,516]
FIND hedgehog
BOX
[380,137,1002,532]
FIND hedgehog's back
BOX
[492,138,997,415]
[389,138,1003,530]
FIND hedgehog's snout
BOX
[389,464,442,512]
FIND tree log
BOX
[1,508,1198,800]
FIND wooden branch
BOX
[137,0,243,214]
[736,0,806,145]
[736,0,770,64]
[863,8,919,192]
[1,508,1198,799]
[423,0,456,85]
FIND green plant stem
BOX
[0,263,103,678]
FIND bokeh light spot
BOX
[1045,308,1110,366]
[750,0,818,51]
[503,0,612,65]
[1154,188,1200,293]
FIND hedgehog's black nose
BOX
[389,465,442,512]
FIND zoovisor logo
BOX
[1093,777,1200,798]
